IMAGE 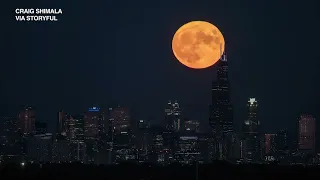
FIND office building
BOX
[57,111,68,135]
[108,107,134,163]
[84,107,105,140]
[299,115,316,152]
[265,134,276,155]
[0,117,22,163]
[67,114,86,162]
[52,134,71,163]
[175,135,201,164]
[243,98,261,162]
[27,133,52,163]
[18,106,36,135]
[209,52,233,160]
[165,101,181,132]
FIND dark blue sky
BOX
[1,0,319,134]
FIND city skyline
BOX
[0,93,317,135]
[2,0,319,138]
[1,98,318,165]
[1,0,319,169]
[0,49,318,164]
[1,46,318,135]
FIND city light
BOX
[88,107,100,112]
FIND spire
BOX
[220,43,227,62]
[219,43,227,61]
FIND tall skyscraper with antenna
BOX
[243,98,261,162]
[209,45,234,160]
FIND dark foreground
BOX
[1,161,320,179]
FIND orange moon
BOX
[172,21,225,69]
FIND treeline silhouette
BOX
[0,161,319,179]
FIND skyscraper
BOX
[298,115,316,152]
[165,100,181,132]
[138,119,150,130]
[243,98,259,133]
[84,107,105,164]
[84,107,105,140]
[27,133,52,163]
[52,134,70,163]
[66,114,85,141]
[109,107,130,134]
[243,98,261,162]
[58,111,67,135]
[108,107,134,162]
[18,106,36,135]
[67,114,86,162]
[209,52,233,160]
[0,117,22,162]
[275,129,289,162]
[137,120,150,162]
[176,136,201,164]
[265,134,276,154]
[137,119,150,148]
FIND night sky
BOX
[1,0,319,135]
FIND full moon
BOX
[172,21,225,69]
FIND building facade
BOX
[243,98,261,162]
[299,115,316,152]
[165,101,181,132]
[18,106,36,135]
[209,53,233,160]
[108,107,134,163]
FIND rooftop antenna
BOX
[220,43,227,61]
